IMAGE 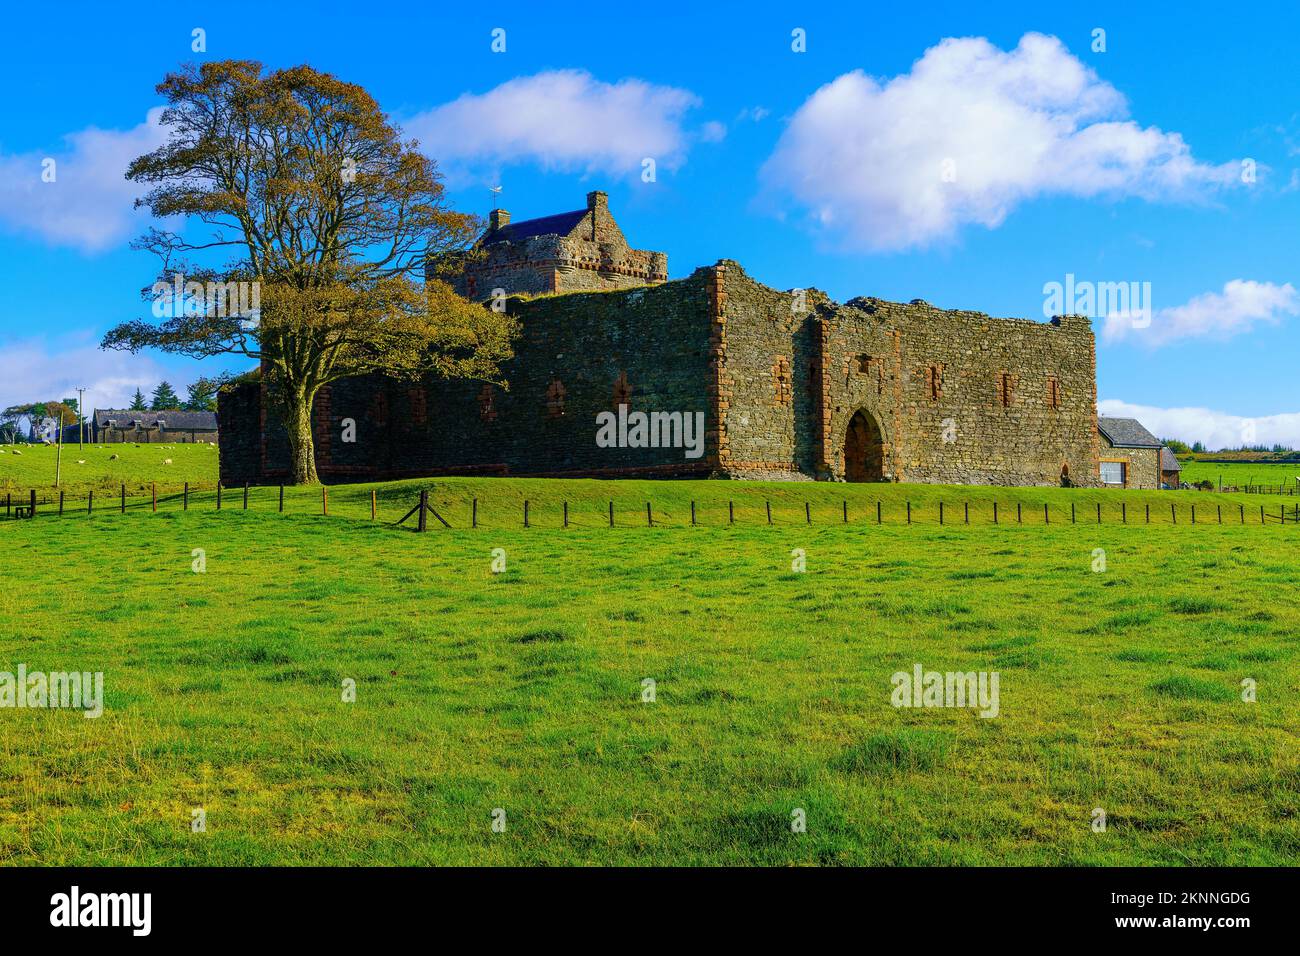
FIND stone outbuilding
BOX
[1096,416,1165,489]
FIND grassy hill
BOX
[1178,458,1300,491]
[1,477,1297,865]
[0,441,218,496]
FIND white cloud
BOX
[0,336,170,411]
[760,33,1241,251]
[405,71,702,181]
[0,108,167,253]
[1099,399,1300,451]
[1102,279,1298,347]
[700,121,727,143]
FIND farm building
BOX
[1097,416,1175,490]
[1160,447,1183,489]
[91,409,218,444]
[220,191,1111,488]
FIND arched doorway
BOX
[844,410,885,482]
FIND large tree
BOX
[102,61,514,483]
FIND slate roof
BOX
[94,408,218,430]
[1097,416,1162,448]
[1160,447,1182,472]
[482,209,587,245]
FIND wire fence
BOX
[5,483,1300,529]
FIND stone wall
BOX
[216,380,263,483]
[1099,439,1160,490]
[219,258,1103,488]
[712,261,1101,487]
[230,276,716,482]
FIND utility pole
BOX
[76,387,86,449]
[55,408,63,487]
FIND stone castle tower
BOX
[450,191,668,299]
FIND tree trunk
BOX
[281,387,320,485]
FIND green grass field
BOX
[1,476,1297,865]
[0,442,219,496]
[1178,458,1300,492]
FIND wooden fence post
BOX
[1240,504,1244,524]
[609,501,614,527]
[1044,502,1049,524]
[183,482,189,511]
[766,501,772,525]
[371,489,377,520]
[322,486,328,516]
[472,498,478,528]
[1145,503,1149,524]
[417,490,428,533]
[993,502,998,525]
[30,489,36,518]
[279,485,284,513]
[524,500,529,528]
[59,490,64,516]
[217,484,222,510]
[964,502,969,525]
[805,502,811,524]
[877,501,882,525]
[1260,505,1264,524]
[906,501,911,524]
[691,501,696,526]
[1171,503,1176,524]
[1191,504,1196,525]
[646,502,652,527]
[1096,502,1101,524]
[1016,502,1021,524]
[242,482,248,511]
[87,489,93,514]
[4,492,9,518]
[563,501,569,528]
[843,500,848,523]
[121,483,126,514]
[1071,502,1075,524]
[729,500,734,525]
[1217,505,1222,524]
[939,501,944,525]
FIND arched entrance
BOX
[844,409,885,482]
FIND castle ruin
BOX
[219,192,1102,487]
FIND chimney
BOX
[586,190,608,214]
[489,208,510,232]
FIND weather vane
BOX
[489,185,502,211]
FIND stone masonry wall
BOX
[220,258,1102,488]
[240,276,716,481]
[713,261,1100,486]
[1099,439,1160,490]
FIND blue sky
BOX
[1,0,1297,446]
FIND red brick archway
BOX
[844,409,884,482]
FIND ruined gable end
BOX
[442,190,668,299]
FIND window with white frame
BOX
[1100,461,1126,485]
